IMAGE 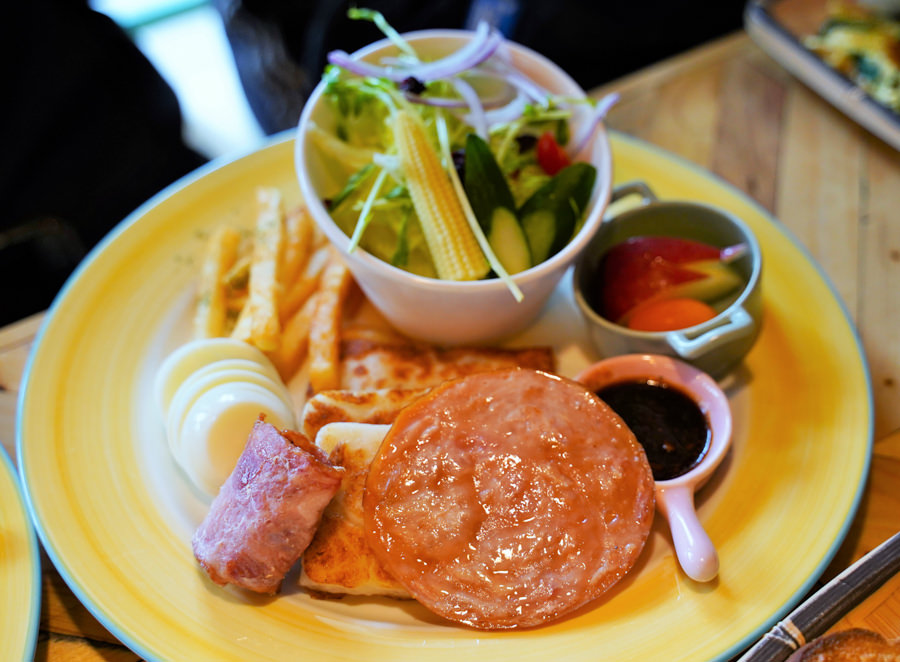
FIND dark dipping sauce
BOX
[596,379,710,481]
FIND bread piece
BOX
[299,334,556,598]
[786,628,900,661]
[300,387,428,443]
[299,422,410,598]
[339,335,555,390]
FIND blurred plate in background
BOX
[745,0,900,150]
[0,445,40,661]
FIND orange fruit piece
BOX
[626,297,717,332]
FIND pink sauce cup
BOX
[576,353,733,582]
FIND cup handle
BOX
[657,484,719,582]
[666,306,753,360]
[609,180,657,206]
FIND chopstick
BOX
[736,530,900,661]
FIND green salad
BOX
[308,9,615,296]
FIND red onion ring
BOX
[478,93,528,128]
[327,22,501,83]
[569,92,619,156]
[326,51,399,80]
[404,94,469,108]
[450,77,487,138]
[479,49,551,105]
[413,27,502,81]
[403,84,513,110]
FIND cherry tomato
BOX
[626,297,717,332]
[536,131,571,175]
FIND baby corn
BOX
[393,110,489,281]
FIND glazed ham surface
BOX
[364,369,655,629]
[192,419,343,594]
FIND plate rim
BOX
[1,444,41,661]
[13,137,293,660]
[610,129,874,655]
[16,130,874,661]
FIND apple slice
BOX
[598,236,745,324]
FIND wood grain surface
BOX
[1,29,898,661]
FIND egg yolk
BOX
[626,298,717,332]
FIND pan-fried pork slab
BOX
[192,419,343,594]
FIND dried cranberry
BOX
[398,77,426,94]
[452,149,466,180]
[515,134,537,153]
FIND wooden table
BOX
[2,30,899,661]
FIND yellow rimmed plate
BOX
[1,445,40,660]
[17,132,872,661]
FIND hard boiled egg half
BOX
[155,338,296,497]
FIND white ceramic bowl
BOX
[295,29,612,345]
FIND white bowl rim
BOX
[294,27,613,293]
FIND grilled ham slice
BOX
[295,335,556,598]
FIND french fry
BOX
[193,226,241,339]
[226,291,248,315]
[307,251,353,393]
[222,254,251,291]
[280,206,314,290]
[279,244,330,322]
[196,190,350,386]
[232,188,284,351]
[266,292,320,381]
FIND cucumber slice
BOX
[519,163,596,264]
[464,133,517,235]
[488,208,532,275]
[463,133,533,273]
[519,209,555,267]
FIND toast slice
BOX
[298,422,410,598]
[300,387,428,443]
[339,334,555,390]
